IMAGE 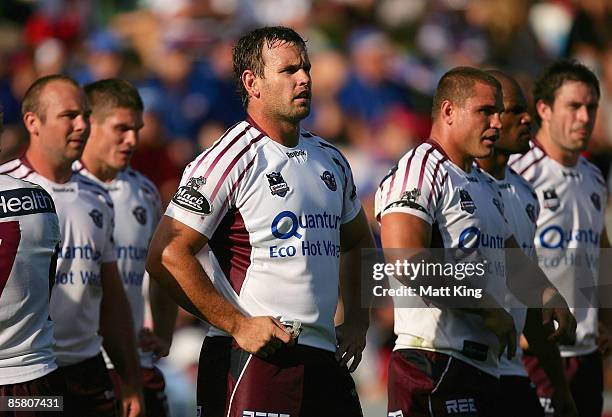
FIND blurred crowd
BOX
[3,0,612,414]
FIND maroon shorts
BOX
[387,349,499,417]
[60,353,119,417]
[523,350,602,417]
[0,368,70,417]
[498,375,544,417]
[109,367,170,417]
[197,336,363,417]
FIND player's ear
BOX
[535,99,551,124]
[23,112,40,136]
[440,100,454,125]
[242,70,260,100]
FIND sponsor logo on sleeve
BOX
[266,172,290,197]
[0,187,56,218]
[171,176,213,215]
[89,209,103,228]
[320,170,337,191]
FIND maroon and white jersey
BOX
[481,165,540,376]
[75,162,161,368]
[0,158,116,366]
[511,142,606,357]
[375,140,512,376]
[0,175,60,384]
[165,120,361,352]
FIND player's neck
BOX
[478,150,508,180]
[430,133,474,172]
[25,146,73,184]
[535,128,580,167]
[247,112,300,147]
[81,153,118,183]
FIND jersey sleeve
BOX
[165,125,258,239]
[376,146,446,225]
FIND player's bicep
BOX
[149,215,209,264]
[340,207,373,252]
[380,212,432,249]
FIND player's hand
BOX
[120,385,145,417]
[481,308,516,360]
[139,328,170,361]
[552,387,578,417]
[542,289,576,345]
[597,322,612,357]
[335,321,368,372]
[232,316,291,357]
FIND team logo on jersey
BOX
[132,206,147,225]
[89,209,103,228]
[402,188,421,202]
[266,172,290,197]
[492,197,504,216]
[543,189,560,211]
[320,171,337,191]
[591,193,601,211]
[459,189,475,214]
[386,187,427,214]
[171,176,213,215]
[526,203,537,223]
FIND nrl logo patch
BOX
[459,189,476,214]
[266,172,290,197]
[543,189,559,211]
[132,206,147,225]
[89,209,104,228]
[171,176,213,215]
[526,203,537,223]
[591,193,601,211]
[320,170,337,191]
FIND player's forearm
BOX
[340,232,374,328]
[149,277,178,346]
[524,308,568,393]
[505,248,557,307]
[100,268,141,390]
[146,241,247,335]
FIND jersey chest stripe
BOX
[204,126,251,179]
[400,148,419,193]
[518,153,545,176]
[219,153,258,213]
[210,134,265,201]
[16,168,33,180]
[417,146,436,189]
[187,124,247,179]
[426,157,447,208]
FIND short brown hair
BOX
[84,78,143,122]
[21,74,79,121]
[233,26,307,108]
[432,67,501,119]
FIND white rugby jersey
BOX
[375,140,512,377]
[481,165,540,376]
[0,158,116,366]
[511,142,606,357]
[75,161,161,368]
[0,175,60,384]
[165,119,361,352]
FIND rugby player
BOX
[147,26,374,417]
[479,70,577,417]
[75,78,177,417]
[0,109,69,416]
[511,59,609,417]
